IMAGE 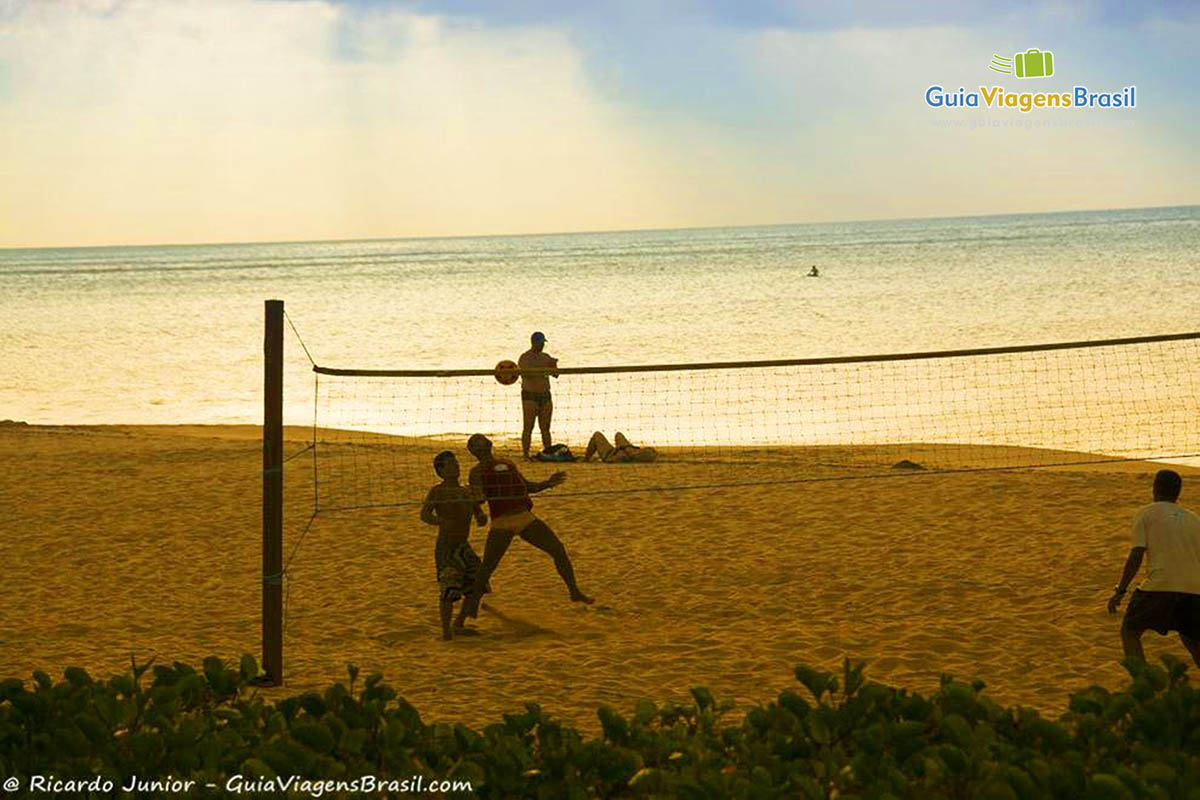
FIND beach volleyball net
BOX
[299,331,1200,511]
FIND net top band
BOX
[311,330,1200,378]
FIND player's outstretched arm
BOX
[526,470,567,494]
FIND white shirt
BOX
[1131,501,1200,594]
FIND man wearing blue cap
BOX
[518,331,559,459]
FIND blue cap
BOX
[531,331,546,343]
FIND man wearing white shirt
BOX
[1108,470,1200,667]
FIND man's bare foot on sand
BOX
[452,626,481,636]
[570,590,595,604]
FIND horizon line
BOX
[2,201,1196,253]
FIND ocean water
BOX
[3,206,1199,455]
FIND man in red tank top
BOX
[466,434,594,604]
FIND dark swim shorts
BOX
[1122,589,1200,638]
[521,390,552,410]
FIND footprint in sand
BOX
[371,626,431,647]
[580,604,616,613]
[55,623,92,637]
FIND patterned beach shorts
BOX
[437,541,487,603]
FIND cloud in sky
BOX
[0,1,697,246]
[0,0,1196,247]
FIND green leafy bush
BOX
[1,654,1198,798]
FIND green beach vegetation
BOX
[1,655,1198,798]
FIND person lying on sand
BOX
[1107,469,1200,668]
[420,451,489,640]
[583,431,657,463]
[465,433,594,604]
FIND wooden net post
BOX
[261,299,284,685]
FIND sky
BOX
[0,0,1196,248]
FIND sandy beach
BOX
[2,422,1196,733]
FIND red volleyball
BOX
[494,359,519,385]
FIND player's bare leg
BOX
[537,400,553,453]
[584,431,612,462]
[1120,621,1146,662]
[473,527,516,595]
[521,401,538,459]
[458,591,481,622]
[454,590,483,635]
[440,598,454,641]
[520,519,594,604]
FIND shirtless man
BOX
[419,451,488,640]
[518,331,559,459]
[465,433,593,604]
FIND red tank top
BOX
[479,458,533,518]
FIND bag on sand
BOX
[536,443,577,462]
